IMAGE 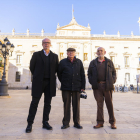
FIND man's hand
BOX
[81,89,85,92]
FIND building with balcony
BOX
[0,17,140,89]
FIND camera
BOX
[80,91,87,99]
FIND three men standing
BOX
[58,48,86,129]
[26,39,116,132]
[88,47,117,129]
[26,38,59,133]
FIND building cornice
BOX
[57,28,91,31]
[1,35,140,41]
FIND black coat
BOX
[30,50,59,97]
[58,57,86,91]
[88,57,116,90]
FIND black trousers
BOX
[27,78,52,125]
[62,91,80,125]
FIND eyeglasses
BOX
[43,42,51,44]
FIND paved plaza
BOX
[0,90,140,140]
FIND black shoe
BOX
[26,124,32,133]
[43,122,53,130]
[61,124,70,129]
[74,124,83,129]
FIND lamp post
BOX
[0,37,15,96]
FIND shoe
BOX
[61,124,70,129]
[93,124,104,129]
[26,124,32,133]
[43,122,53,130]
[111,124,117,129]
[74,124,83,129]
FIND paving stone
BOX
[0,90,140,139]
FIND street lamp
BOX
[0,37,15,96]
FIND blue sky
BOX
[0,0,140,35]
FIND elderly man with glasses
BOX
[26,38,59,133]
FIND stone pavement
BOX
[0,90,140,140]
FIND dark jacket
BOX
[58,57,85,92]
[30,50,59,97]
[88,57,116,90]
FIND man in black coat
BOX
[88,47,117,129]
[58,48,86,129]
[26,38,59,133]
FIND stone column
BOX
[89,42,92,61]
[57,42,60,60]
[64,42,68,58]
[80,42,84,62]
[56,42,60,89]
[91,43,95,60]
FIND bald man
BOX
[88,47,117,129]
[26,38,59,133]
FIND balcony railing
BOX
[125,64,129,68]
[0,33,56,36]
[0,31,140,39]
[91,34,140,39]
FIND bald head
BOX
[42,38,51,51]
[42,38,51,44]
[96,47,106,58]
[97,47,105,52]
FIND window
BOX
[95,46,100,48]
[32,45,37,47]
[125,73,130,81]
[60,53,64,60]
[110,56,115,63]
[15,72,21,82]
[110,46,114,49]
[84,53,88,61]
[16,55,22,64]
[124,56,129,67]
[124,47,129,49]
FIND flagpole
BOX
[138,17,140,35]
[72,4,73,19]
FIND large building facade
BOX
[1,17,140,89]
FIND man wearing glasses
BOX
[26,38,59,133]
[58,48,85,129]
